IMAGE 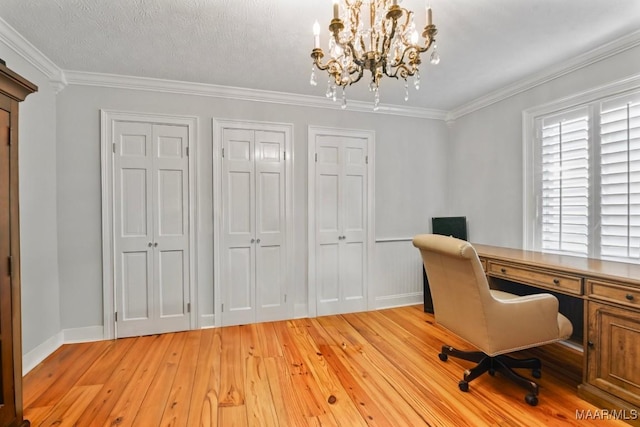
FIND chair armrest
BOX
[485,293,563,355]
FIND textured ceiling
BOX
[1,0,640,111]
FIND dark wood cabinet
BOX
[0,63,37,427]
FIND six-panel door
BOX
[113,121,190,337]
[221,128,288,326]
[315,134,367,316]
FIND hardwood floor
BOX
[24,305,628,426]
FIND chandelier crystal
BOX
[310,0,439,109]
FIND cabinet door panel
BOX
[318,244,340,314]
[121,251,151,321]
[158,250,186,317]
[256,245,282,309]
[228,172,253,234]
[342,242,365,303]
[157,169,185,236]
[588,302,640,407]
[121,169,149,237]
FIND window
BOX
[540,108,590,256]
[526,87,640,263]
[600,93,640,259]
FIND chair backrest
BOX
[412,234,494,350]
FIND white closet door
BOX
[341,137,367,312]
[152,124,191,333]
[315,136,342,315]
[255,130,287,322]
[314,134,368,316]
[114,121,190,337]
[221,128,256,326]
[114,121,155,336]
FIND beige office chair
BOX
[412,234,573,406]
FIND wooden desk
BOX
[474,244,640,420]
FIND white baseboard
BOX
[63,325,105,344]
[23,331,63,375]
[374,292,423,310]
[294,303,308,319]
[23,325,105,375]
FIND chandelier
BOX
[310,0,439,110]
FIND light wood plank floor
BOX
[24,305,628,426]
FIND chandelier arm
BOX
[385,62,413,80]
[347,41,367,68]
[349,66,365,86]
[311,50,333,72]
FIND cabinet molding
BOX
[0,63,37,427]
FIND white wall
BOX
[0,44,61,355]
[447,44,640,248]
[56,85,449,330]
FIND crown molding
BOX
[446,29,640,122]
[3,11,637,122]
[64,70,447,120]
[0,17,67,93]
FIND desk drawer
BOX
[487,261,583,295]
[587,280,640,309]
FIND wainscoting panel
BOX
[374,238,423,309]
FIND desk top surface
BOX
[473,243,640,288]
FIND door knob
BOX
[251,238,255,243]
[148,242,152,247]
[256,238,261,244]
[154,242,158,247]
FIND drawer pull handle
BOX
[626,294,635,301]
[553,279,560,285]
[500,268,507,274]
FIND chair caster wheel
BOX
[525,393,538,406]
[438,353,448,362]
[532,369,541,379]
[488,368,496,376]
[458,380,469,392]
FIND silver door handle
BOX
[148,242,153,247]
[256,238,261,244]
[251,238,255,243]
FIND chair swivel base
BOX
[438,345,542,406]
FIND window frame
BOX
[523,75,640,261]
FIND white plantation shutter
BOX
[599,93,640,261]
[540,109,590,256]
